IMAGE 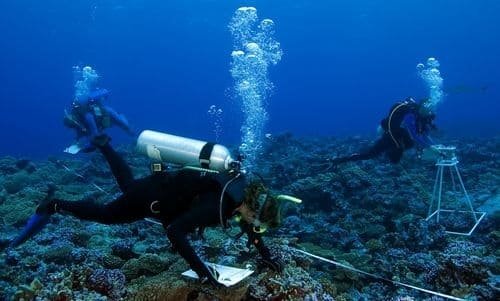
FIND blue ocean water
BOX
[0,0,499,158]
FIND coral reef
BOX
[122,253,173,280]
[86,268,127,300]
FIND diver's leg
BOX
[9,185,147,248]
[82,112,100,137]
[387,148,404,163]
[356,135,388,160]
[53,193,148,224]
[332,136,390,164]
[400,130,415,150]
[330,154,361,165]
[95,140,134,192]
[385,130,411,164]
[104,106,134,135]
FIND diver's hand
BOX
[420,145,444,161]
[199,264,224,289]
[430,144,445,156]
[260,255,285,273]
[200,274,224,288]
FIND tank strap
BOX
[387,101,409,148]
[199,142,216,169]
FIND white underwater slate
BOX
[182,263,254,287]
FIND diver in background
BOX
[63,88,135,153]
[330,97,437,165]
[11,135,289,287]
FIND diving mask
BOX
[249,193,302,234]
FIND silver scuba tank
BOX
[136,130,238,172]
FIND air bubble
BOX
[229,7,282,171]
[73,65,100,103]
[417,57,444,111]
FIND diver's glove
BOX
[260,255,285,273]
[198,264,224,289]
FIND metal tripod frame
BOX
[426,147,486,236]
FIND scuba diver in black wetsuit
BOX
[331,97,437,165]
[11,135,297,287]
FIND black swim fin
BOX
[9,185,56,248]
[9,213,50,248]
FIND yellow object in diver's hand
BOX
[277,195,302,204]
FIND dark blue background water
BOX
[1,0,499,157]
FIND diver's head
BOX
[71,98,84,109]
[417,98,435,117]
[236,180,301,233]
[237,181,280,232]
[87,88,110,102]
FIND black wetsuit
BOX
[52,142,272,281]
[333,100,422,164]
